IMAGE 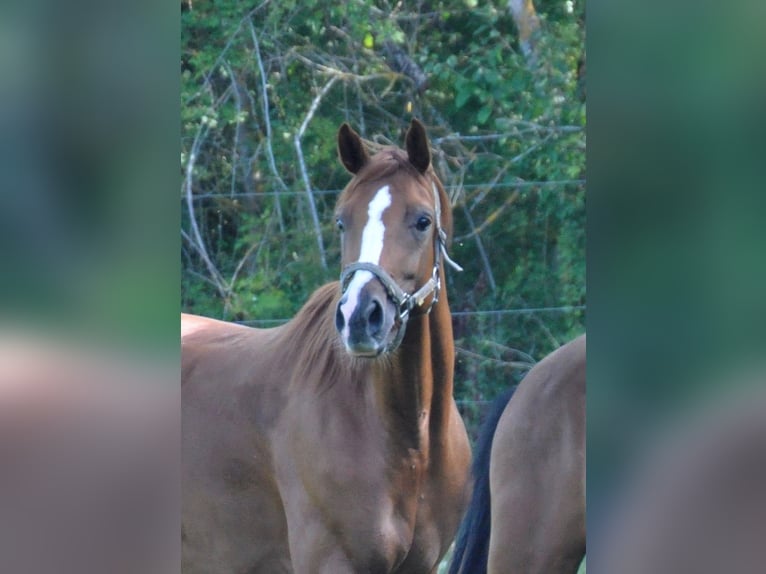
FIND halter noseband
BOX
[339,180,463,352]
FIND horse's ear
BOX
[405,118,431,174]
[337,123,369,174]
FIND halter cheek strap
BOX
[339,179,462,352]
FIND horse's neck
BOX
[371,289,455,453]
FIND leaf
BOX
[455,88,472,109]
[477,105,492,125]
[363,32,374,49]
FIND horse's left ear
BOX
[405,118,431,174]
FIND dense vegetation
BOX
[181,0,585,438]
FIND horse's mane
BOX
[274,282,365,392]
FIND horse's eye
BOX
[336,218,344,232]
[415,216,432,232]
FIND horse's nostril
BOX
[335,304,345,333]
[367,299,383,336]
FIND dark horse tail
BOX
[448,386,516,574]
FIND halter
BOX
[339,180,463,351]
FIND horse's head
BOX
[333,119,461,358]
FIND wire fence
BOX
[184,176,585,428]
[234,304,585,426]
[185,179,586,201]
[234,304,585,327]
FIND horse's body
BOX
[450,334,586,574]
[182,120,471,573]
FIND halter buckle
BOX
[398,294,412,323]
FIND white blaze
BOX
[340,185,391,339]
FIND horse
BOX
[182,119,472,574]
[449,334,586,574]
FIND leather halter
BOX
[339,180,462,352]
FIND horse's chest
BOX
[343,462,445,573]
[278,415,441,567]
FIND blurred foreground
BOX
[0,331,179,574]
[595,376,766,573]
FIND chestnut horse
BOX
[182,119,471,573]
[449,334,586,574]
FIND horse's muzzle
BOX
[335,281,397,357]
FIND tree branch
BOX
[294,77,338,272]
[454,190,520,242]
[223,61,242,198]
[292,53,403,84]
[248,18,286,233]
[455,346,534,371]
[184,0,274,106]
[182,123,229,299]
[382,41,429,93]
[460,203,497,293]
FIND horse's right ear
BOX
[337,123,369,174]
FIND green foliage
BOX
[181,0,585,439]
